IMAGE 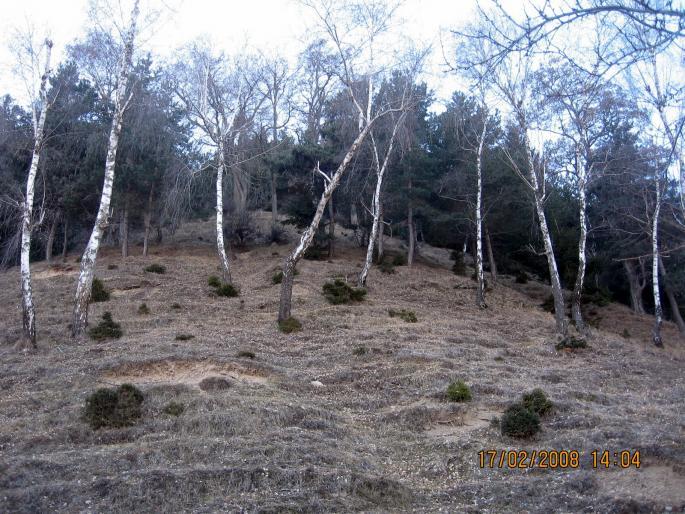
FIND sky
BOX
[0,0,481,108]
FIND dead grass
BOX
[0,218,684,513]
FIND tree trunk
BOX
[271,170,278,227]
[278,121,374,322]
[407,177,415,267]
[18,39,53,350]
[571,152,588,334]
[72,1,139,338]
[652,173,663,347]
[328,195,335,258]
[475,118,487,308]
[350,202,359,227]
[143,186,153,257]
[120,203,129,259]
[61,217,69,262]
[485,226,497,284]
[659,255,685,334]
[624,259,646,314]
[216,141,232,284]
[46,213,58,264]
[377,202,385,264]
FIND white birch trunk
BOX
[475,118,487,308]
[652,172,663,347]
[19,39,53,349]
[216,140,232,284]
[72,1,139,337]
[572,149,588,334]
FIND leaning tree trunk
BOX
[659,255,685,334]
[624,259,646,314]
[278,122,374,322]
[652,173,663,347]
[215,141,232,284]
[19,39,53,349]
[72,1,138,337]
[485,226,497,284]
[475,119,487,308]
[142,185,153,257]
[571,154,588,334]
[46,213,58,264]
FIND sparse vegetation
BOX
[175,334,194,341]
[215,282,240,297]
[446,380,472,402]
[91,278,110,302]
[515,269,528,284]
[323,279,367,304]
[162,401,185,416]
[278,317,302,333]
[392,254,407,266]
[138,303,150,315]
[83,383,144,429]
[144,263,166,274]
[207,275,221,288]
[501,403,540,438]
[379,260,396,274]
[353,346,367,356]
[88,312,122,340]
[199,376,231,391]
[388,308,417,323]
[237,350,256,359]
[107,264,118,270]
[170,302,181,310]
[555,336,588,351]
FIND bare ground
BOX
[1,219,684,513]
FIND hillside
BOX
[1,221,684,513]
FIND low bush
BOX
[175,334,194,341]
[163,401,185,416]
[88,312,122,340]
[144,263,166,274]
[379,260,395,274]
[199,376,231,392]
[541,295,555,313]
[322,279,366,304]
[388,308,417,323]
[515,270,529,284]
[392,254,407,266]
[278,317,302,333]
[582,289,612,307]
[446,380,472,402]
[353,346,367,356]
[170,302,181,310]
[304,245,325,261]
[521,388,553,416]
[501,403,540,438]
[555,336,588,351]
[91,278,110,302]
[83,383,144,429]
[237,350,256,359]
[207,275,221,288]
[215,283,240,297]
[137,303,150,315]
[450,251,466,276]
[107,264,118,270]
[268,225,288,244]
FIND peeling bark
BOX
[652,173,663,347]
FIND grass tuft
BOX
[237,350,256,359]
[555,336,588,351]
[175,334,194,341]
[162,401,185,416]
[278,317,302,333]
[144,263,166,274]
[88,312,122,340]
[322,279,367,305]
[388,308,417,323]
[137,303,150,315]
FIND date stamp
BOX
[478,449,641,469]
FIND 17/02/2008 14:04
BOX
[478,449,641,469]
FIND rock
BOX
[310,380,324,388]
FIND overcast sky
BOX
[0,0,486,108]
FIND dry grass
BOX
[0,218,684,513]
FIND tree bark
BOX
[72,1,139,338]
[658,255,685,334]
[571,150,588,334]
[143,185,153,257]
[652,173,663,347]
[485,226,497,284]
[216,140,232,284]
[475,118,487,308]
[46,213,58,264]
[278,121,374,321]
[271,170,278,227]
[624,259,646,314]
[61,217,69,262]
[377,202,384,264]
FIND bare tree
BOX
[71,0,140,337]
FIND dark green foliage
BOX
[515,270,529,284]
[388,309,418,323]
[91,278,110,302]
[303,245,324,261]
[450,251,466,276]
[88,312,122,340]
[278,317,302,333]
[215,283,240,297]
[207,275,221,288]
[521,388,553,416]
[541,295,555,313]
[582,288,612,307]
[138,303,150,315]
[163,401,185,416]
[555,336,588,351]
[237,350,256,359]
[323,279,367,305]
[446,380,472,402]
[501,403,540,438]
[353,346,368,356]
[175,334,194,341]
[379,260,395,274]
[144,263,166,274]
[83,383,144,429]
[392,254,407,266]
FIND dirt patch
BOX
[598,463,685,507]
[33,267,77,280]
[424,408,501,440]
[103,358,272,388]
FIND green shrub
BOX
[91,278,110,302]
[582,289,612,307]
[555,336,588,351]
[138,303,150,315]
[521,388,553,416]
[215,283,240,297]
[353,346,367,356]
[446,380,472,402]
[388,308,417,323]
[83,383,144,429]
[278,317,302,333]
[392,254,407,266]
[163,401,185,416]
[322,279,366,304]
[515,270,528,284]
[88,312,122,340]
[175,334,194,341]
[500,403,540,438]
[450,250,466,276]
[207,275,221,288]
[237,350,255,359]
[144,263,166,274]
[379,260,395,274]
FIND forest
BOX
[1,1,684,513]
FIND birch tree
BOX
[71,0,140,337]
[13,35,54,349]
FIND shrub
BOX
[501,403,540,438]
[446,380,472,402]
[138,303,150,315]
[163,401,185,416]
[88,312,122,340]
[353,346,367,356]
[207,275,221,288]
[541,295,555,313]
[515,270,529,284]
[91,278,110,303]
[175,334,194,341]
[322,279,366,305]
[170,302,181,310]
[215,283,240,297]
[278,317,302,333]
[199,376,231,392]
[388,308,417,323]
[144,263,166,274]
[521,388,553,416]
[555,336,588,351]
[582,289,612,307]
[107,264,118,270]
[304,245,324,261]
[83,383,144,429]
[450,251,466,276]
[622,328,631,339]
[379,260,395,274]
[392,254,407,266]
[237,350,255,359]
